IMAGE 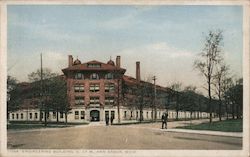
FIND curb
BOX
[161,128,242,137]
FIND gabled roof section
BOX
[62,60,126,73]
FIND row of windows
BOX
[74,111,85,120]
[75,73,114,80]
[74,96,115,106]
[74,83,115,93]
[123,111,163,119]
[11,112,64,120]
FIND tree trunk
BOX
[56,108,59,123]
[208,78,212,123]
[65,112,68,125]
[232,103,235,119]
[236,104,240,119]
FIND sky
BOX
[7,5,243,93]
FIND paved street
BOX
[7,120,242,149]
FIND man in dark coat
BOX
[105,116,109,126]
[162,113,168,129]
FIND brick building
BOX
[8,55,210,123]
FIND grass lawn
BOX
[176,119,242,132]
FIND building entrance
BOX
[90,110,100,121]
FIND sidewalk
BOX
[162,128,242,137]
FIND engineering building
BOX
[8,55,210,123]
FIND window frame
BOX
[74,84,84,92]
[90,83,100,92]
[75,96,84,105]
[75,72,84,80]
[90,73,99,80]
[105,73,114,79]
[105,83,115,92]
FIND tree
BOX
[28,68,57,82]
[194,30,223,123]
[213,62,230,121]
[225,78,243,119]
[49,76,68,123]
[168,82,182,120]
[7,76,18,119]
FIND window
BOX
[60,112,64,118]
[90,84,100,92]
[136,111,138,119]
[41,113,43,119]
[146,112,148,118]
[53,112,56,119]
[105,73,113,79]
[87,63,101,68]
[12,114,14,119]
[75,72,84,79]
[131,111,133,118]
[90,97,100,105]
[105,83,115,92]
[29,113,32,119]
[75,111,79,120]
[21,113,23,119]
[105,97,115,105]
[124,111,127,118]
[80,111,85,119]
[16,113,19,119]
[35,113,38,119]
[90,73,99,80]
[74,84,84,92]
[75,96,84,105]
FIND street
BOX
[7,121,242,149]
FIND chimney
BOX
[116,56,121,68]
[68,55,73,67]
[136,61,140,83]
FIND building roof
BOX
[122,75,171,92]
[62,60,126,74]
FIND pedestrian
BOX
[105,116,109,126]
[110,116,114,125]
[161,113,167,129]
[165,112,168,129]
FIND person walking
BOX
[165,112,168,129]
[161,113,167,129]
[110,116,114,125]
[105,115,109,126]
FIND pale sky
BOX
[7,5,243,93]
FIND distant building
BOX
[8,55,210,123]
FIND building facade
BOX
[8,55,210,123]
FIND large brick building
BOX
[8,55,210,123]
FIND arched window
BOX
[90,73,99,80]
[75,72,84,80]
[105,73,113,79]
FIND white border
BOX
[0,0,249,157]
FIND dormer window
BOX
[87,63,101,68]
[75,72,84,79]
[105,73,114,79]
[90,73,99,80]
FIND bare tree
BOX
[194,30,223,123]
[169,82,182,120]
[213,62,230,121]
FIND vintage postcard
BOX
[0,0,249,157]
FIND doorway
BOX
[90,110,100,121]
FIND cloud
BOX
[118,42,202,89]
[8,51,68,82]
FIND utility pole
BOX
[152,76,157,121]
[40,53,47,127]
[40,53,43,122]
